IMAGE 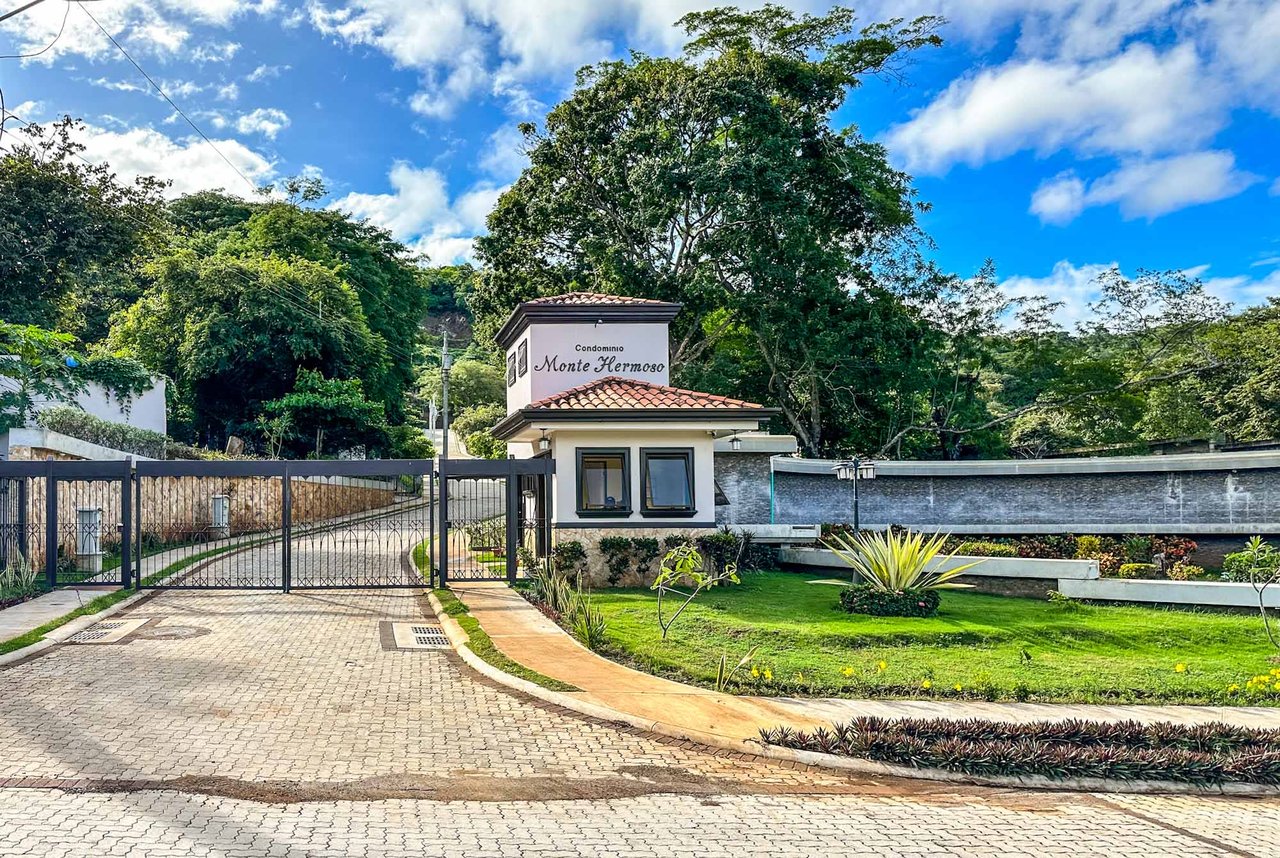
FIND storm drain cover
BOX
[67,618,149,644]
[389,622,450,650]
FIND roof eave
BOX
[492,407,778,440]
[494,302,682,349]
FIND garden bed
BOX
[583,571,1280,706]
[759,716,1280,786]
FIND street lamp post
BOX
[833,458,877,533]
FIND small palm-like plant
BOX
[825,529,980,591]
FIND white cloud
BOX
[1029,173,1086,225]
[477,124,528,180]
[217,82,241,102]
[1271,177,1280,196]
[235,107,290,138]
[884,43,1223,174]
[999,260,1118,328]
[329,160,508,263]
[0,0,272,64]
[1030,152,1260,224]
[69,123,274,197]
[999,259,1279,328]
[304,0,775,117]
[247,63,290,82]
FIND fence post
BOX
[427,466,436,589]
[281,462,292,594]
[134,468,143,590]
[17,477,28,563]
[505,459,518,584]
[44,457,57,589]
[120,458,132,589]
[438,459,448,587]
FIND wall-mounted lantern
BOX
[537,430,551,453]
[729,432,743,451]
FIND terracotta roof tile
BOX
[525,377,765,411]
[524,292,677,307]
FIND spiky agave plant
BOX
[824,528,981,591]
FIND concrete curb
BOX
[428,590,1280,798]
[0,589,153,668]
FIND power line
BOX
[0,0,67,59]
[73,1,258,193]
[0,0,48,24]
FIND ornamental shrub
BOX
[1167,562,1205,581]
[598,536,636,586]
[839,584,941,618]
[1014,534,1076,559]
[1115,562,1157,579]
[36,406,222,460]
[1152,535,1198,565]
[953,541,1018,557]
[1222,541,1280,582]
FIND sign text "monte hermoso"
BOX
[535,351,666,375]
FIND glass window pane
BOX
[646,454,691,509]
[580,454,626,510]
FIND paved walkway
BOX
[0,588,1275,856]
[451,581,1280,738]
[0,587,116,640]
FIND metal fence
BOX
[0,456,553,593]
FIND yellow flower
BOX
[1174,663,1187,673]
[1227,684,1241,694]
[841,666,855,678]
[877,660,888,672]
[763,668,773,681]
[796,672,805,683]
[1273,681,1280,692]
[751,666,759,679]
[953,683,963,692]
[921,679,933,690]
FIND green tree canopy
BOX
[472,5,942,454]
[260,369,389,459]
[0,118,166,340]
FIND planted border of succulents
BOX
[759,716,1280,785]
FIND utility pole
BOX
[440,327,451,462]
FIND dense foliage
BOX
[759,716,1280,785]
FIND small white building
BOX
[491,293,775,558]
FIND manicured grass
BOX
[587,571,1280,706]
[434,588,579,693]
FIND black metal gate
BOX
[0,459,132,590]
[439,457,554,584]
[1,455,548,593]
[132,459,435,591]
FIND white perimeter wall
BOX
[0,375,167,435]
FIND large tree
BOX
[473,5,941,455]
[0,118,166,339]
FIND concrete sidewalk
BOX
[450,582,1280,746]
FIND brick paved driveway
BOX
[0,589,1276,857]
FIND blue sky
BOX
[2,0,1277,326]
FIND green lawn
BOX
[586,571,1280,706]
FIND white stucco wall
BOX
[503,322,670,410]
[0,376,167,435]
[548,427,716,527]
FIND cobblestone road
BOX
[0,588,1276,856]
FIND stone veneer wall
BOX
[552,526,719,588]
[744,452,1280,536]
[714,451,774,526]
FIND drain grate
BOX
[388,622,451,650]
[67,618,150,644]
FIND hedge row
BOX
[759,716,1280,785]
[35,407,222,460]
